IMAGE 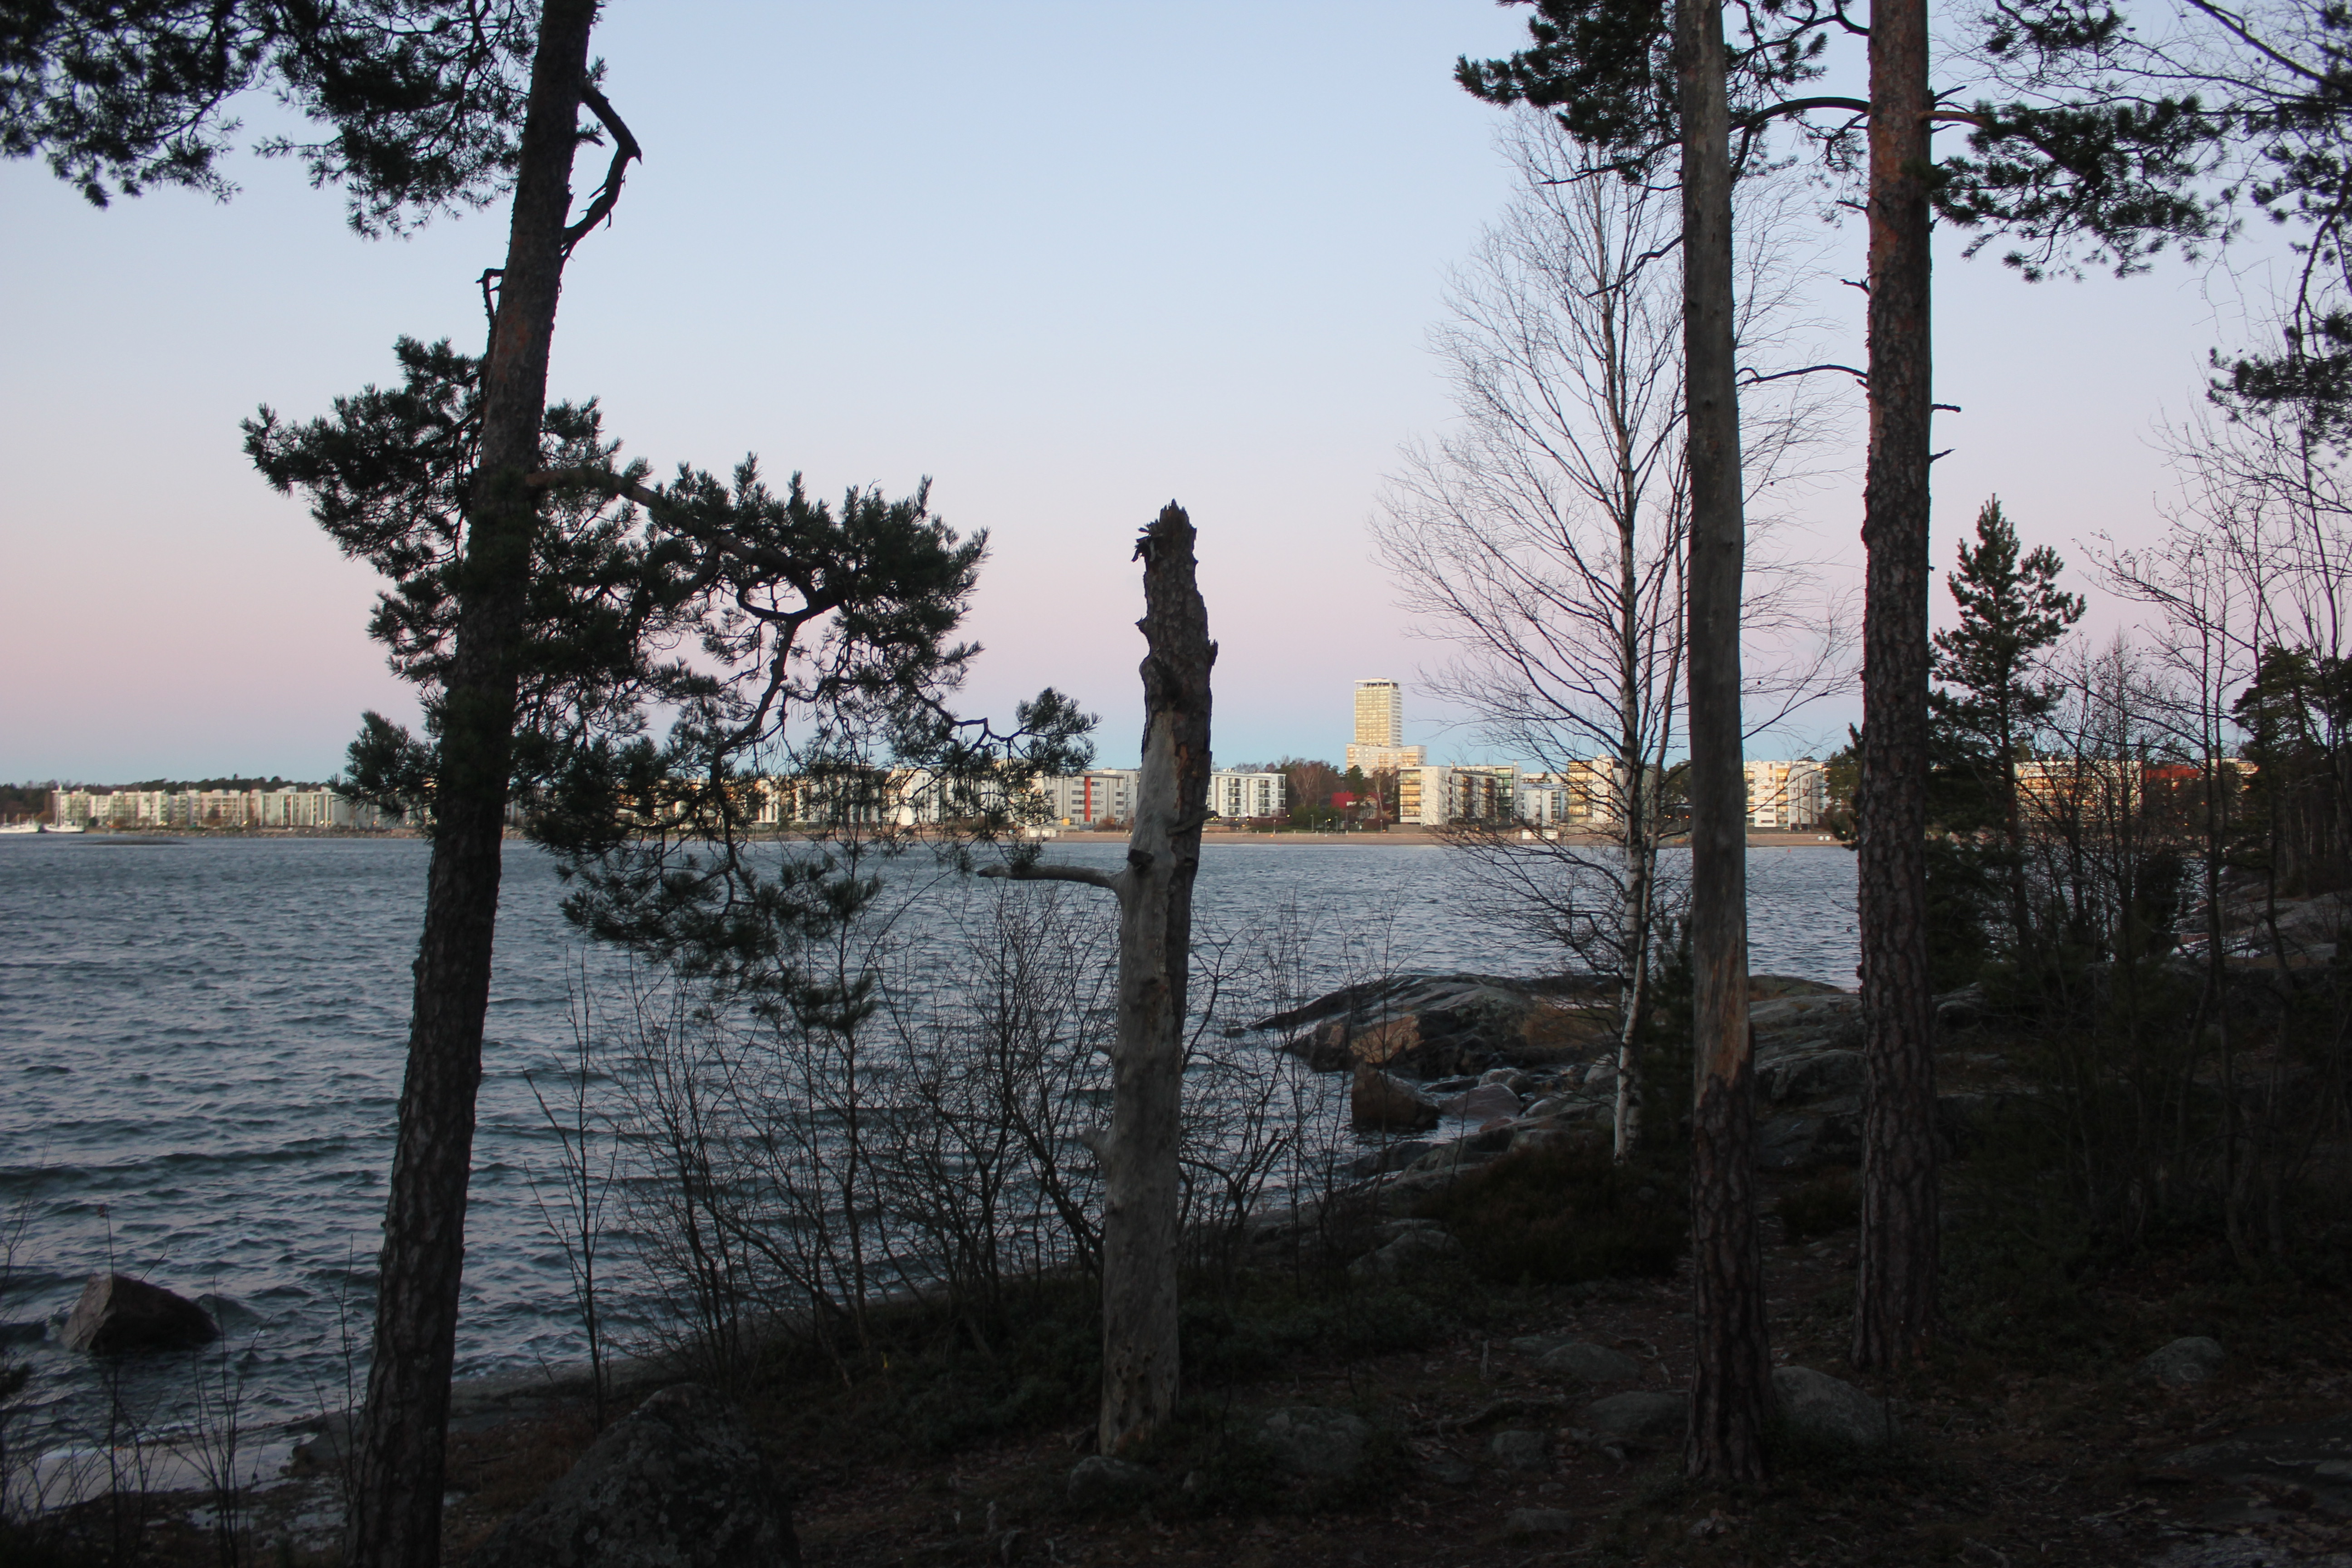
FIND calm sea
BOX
[0,834,1855,1458]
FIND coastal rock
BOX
[1341,1139,1432,1180]
[1067,1456,1161,1508]
[2139,1336,2227,1387]
[1441,1084,1523,1123]
[1583,1391,1687,1447]
[1535,1342,1641,1384]
[1772,1366,1898,1450]
[59,1274,218,1355]
[1490,1428,1549,1471]
[463,1383,797,1568]
[1259,1406,1373,1480]
[1351,1063,1441,1132]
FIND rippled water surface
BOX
[0,834,1853,1451]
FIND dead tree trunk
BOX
[985,501,1213,1455]
[1853,0,1941,1374]
[1675,0,1772,1485]
[346,5,598,1563]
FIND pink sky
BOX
[0,3,2270,782]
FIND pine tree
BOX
[1929,498,2086,944]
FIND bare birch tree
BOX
[1376,111,1841,1161]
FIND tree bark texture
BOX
[1853,0,1941,1374]
[1676,0,1771,1485]
[346,4,596,1563]
[1086,503,1215,1453]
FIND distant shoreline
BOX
[14,826,1851,849]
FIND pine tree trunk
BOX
[1096,503,1214,1453]
[1676,0,1771,1485]
[1853,0,1941,1373]
[345,6,596,1562]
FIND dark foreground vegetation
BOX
[9,924,2348,1566]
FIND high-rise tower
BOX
[1346,679,1422,772]
[1353,679,1403,747]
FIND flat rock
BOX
[1772,1366,1897,1450]
[2139,1336,2226,1387]
[1535,1342,1641,1384]
[60,1274,218,1355]
[1067,1456,1160,1507]
[2162,1411,2352,1519]
[1583,1391,1686,1446]
[1490,1428,1549,1471]
[464,1383,797,1568]
[1259,1406,1373,1480]
[1503,1507,1578,1537]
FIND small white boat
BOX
[39,823,86,835]
[0,822,37,835]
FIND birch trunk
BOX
[345,5,596,1562]
[1676,0,1772,1485]
[1853,0,1942,1374]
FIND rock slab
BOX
[60,1274,217,1355]
[2139,1336,2226,1387]
[1259,1406,1372,1480]
[1772,1366,1897,1450]
[465,1384,798,1568]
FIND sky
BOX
[0,2,2290,783]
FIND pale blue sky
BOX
[0,3,2275,781]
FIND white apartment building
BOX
[1209,769,1286,819]
[1037,770,1141,826]
[1399,764,1520,826]
[50,787,393,830]
[1744,759,1828,829]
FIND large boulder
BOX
[1772,1366,1897,1450]
[60,1274,217,1354]
[1490,1428,1549,1471]
[1351,1063,1441,1132]
[2138,1336,2226,1387]
[1259,1406,1372,1480]
[464,1384,797,1568]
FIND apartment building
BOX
[1037,770,1141,826]
[1400,764,1520,826]
[49,786,394,830]
[1744,759,1828,829]
[1210,770,1286,819]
